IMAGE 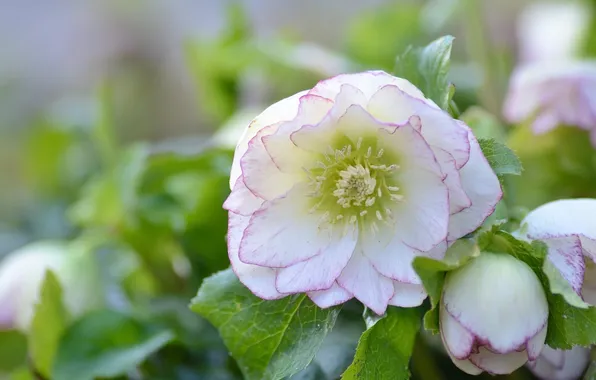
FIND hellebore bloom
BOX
[0,241,100,331]
[520,198,596,305]
[224,71,502,315]
[440,253,548,375]
[503,61,596,144]
[527,346,590,380]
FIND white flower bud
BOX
[527,346,590,380]
[440,253,548,375]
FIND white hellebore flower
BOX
[520,199,596,305]
[224,71,502,315]
[503,61,596,145]
[0,241,100,331]
[527,346,590,380]
[440,253,548,375]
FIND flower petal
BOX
[238,185,334,268]
[337,245,394,315]
[522,198,596,242]
[389,282,427,307]
[448,129,503,241]
[275,222,358,293]
[230,91,307,188]
[263,94,333,174]
[433,148,472,214]
[240,125,300,200]
[308,282,353,308]
[542,236,585,295]
[378,123,449,251]
[309,70,427,101]
[525,324,548,361]
[447,356,483,375]
[223,177,264,216]
[440,303,475,360]
[228,212,283,300]
[469,347,529,375]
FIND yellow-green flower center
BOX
[304,135,403,234]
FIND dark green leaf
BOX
[190,269,340,380]
[0,330,28,372]
[52,310,174,380]
[394,35,455,110]
[412,239,479,332]
[342,307,421,380]
[477,138,522,177]
[29,270,69,378]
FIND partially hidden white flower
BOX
[527,345,590,380]
[520,199,596,305]
[503,61,596,144]
[440,253,549,375]
[0,241,100,331]
[224,71,502,315]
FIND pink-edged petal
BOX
[525,324,548,361]
[378,123,449,251]
[448,129,503,241]
[308,282,353,308]
[469,347,528,375]
[309,70,428,101]
[291,104,385,154]
[367,84,418,125]
[240,125,301,200]
[434,148,472,214]
[330,83,368,116]
[361,230,421,283]
[522,199,596,242]
[543,236,585,295]
[230,91,307,188]
[448,357,483,376]
[263,94,333,174]
[337,246,394,315]
[275,223,358,293]
[223,176,264,216]
[440,303,475,360]
[238,185,333,268]
[389,282,427,307]
[367,82,471,171]
[228,212,283,300]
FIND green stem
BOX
[93,82,119,168]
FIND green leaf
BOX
[0,330,28,372]
[478,229,596,349]
[342,307,421,380]
[190,269,340,380]
[412,239,479,332]
[394,35,455,110]
[52,310,174,380]
[478,138,522,177]
[29,270,69,378]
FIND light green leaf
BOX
[190,269,340,380]
[29,270,69,378]
[0,330,28,373]
[52,310,174,380]
[394,35,455,110]
[478,138,522,177]
[342,307,421,380]
[412,239,479,333]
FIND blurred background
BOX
[0,0,595,379]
